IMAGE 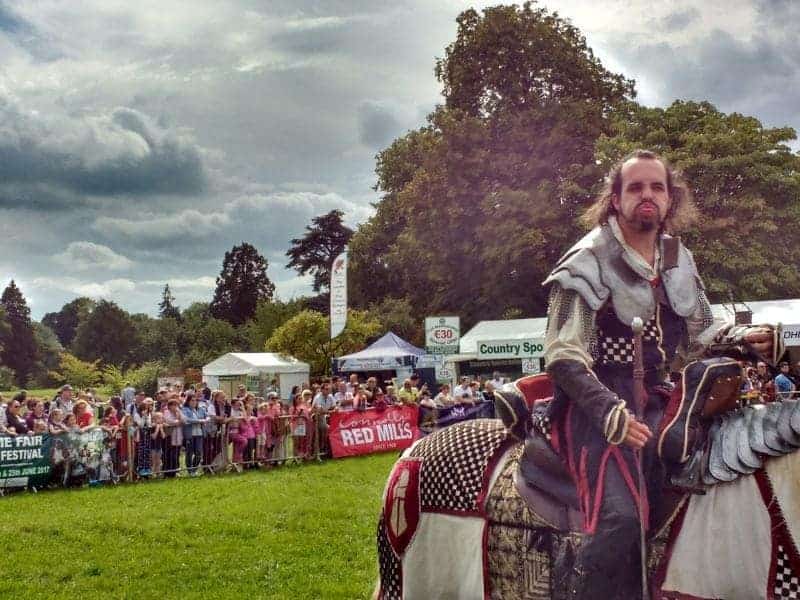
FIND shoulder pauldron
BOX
[543,225,703,324]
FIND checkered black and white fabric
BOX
[408,419,510,513]
[598,316,660,364]
[377,514,402,599]
[642,316,660,342]
[600,336,635,364]
[775,545,800,599]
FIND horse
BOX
[375,367,800,599]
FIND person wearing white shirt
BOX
[488,371,505,390]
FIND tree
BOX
[348,3,634,327]
[72,300,140,366]
[210,243,275,326]
[242,298,307,351]
[0,305,9,354]
[0,280,39,386]
[41,297,96,348]
[286,209,353,293]
[366,297,423,347]
[595,100,800,302]
[31,322,64,386]
[266,309,381,375]
[49,352,102,390]
[158,284,181,320]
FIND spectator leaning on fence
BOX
[433,384,453,408]
[397,379,419,405]
[452,376,472,400]
[163,398,184,478]
[182,393,205,476]
[313,382,335,457]
[134,397,154,477]
[775,362,797,400]
[291,391,312,458]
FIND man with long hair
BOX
[542,150,777,598]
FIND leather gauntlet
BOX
[547,359,630,445]
[706,323,784,367]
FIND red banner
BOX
[328,405,420,458]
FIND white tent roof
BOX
[455,298,800,359]
[202,352,310,376]
[459,317,548,355]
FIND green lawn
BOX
[0,452,398,599]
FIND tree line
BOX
[2,2,799,385]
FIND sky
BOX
[1,0,798,319]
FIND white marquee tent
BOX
[202,353,310,400]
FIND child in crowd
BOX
[33,420,47,434]
[256,402,272,465]
[151,412,166,477]
[49,408,69,434]
[64,412,79,432]
[228,398,247,469]
[290,392,311,459]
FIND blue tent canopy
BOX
[333,332,424,372]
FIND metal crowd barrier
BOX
[0,413,328,494]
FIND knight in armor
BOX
[542,150,777,599]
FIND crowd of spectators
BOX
[739,359,800,404]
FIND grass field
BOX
[0,452,398,599]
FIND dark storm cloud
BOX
[357,100,403,149]
[0,99,206,205]
[605,19,800,135]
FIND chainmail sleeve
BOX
[679,284,718,362]
[544,284,598,369]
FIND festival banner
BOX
[418,400,495,435]
[0,433,52,489]
[330,250,348,339]
[328,405,419,458]
[0,428,114,490]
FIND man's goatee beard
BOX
[635,219,656,232]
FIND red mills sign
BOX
[328,405,420,458]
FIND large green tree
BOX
[211,243,275,326]
[0,281,39,386]
[266,309,381,375]
[595,100,800,302]
[348,2,634,327]
[31,322,64,386]
[286,210,353,293]
[72,300,139,366]
[41,297,96,348]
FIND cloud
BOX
[94,209,231,240]
[357,100,404,149]
[31,276,137,299]
[53,241,134,271]
[660,8,699,32]
[0,96,207,202]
